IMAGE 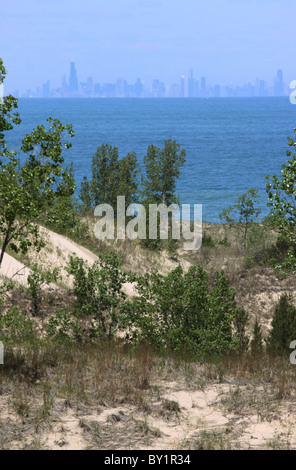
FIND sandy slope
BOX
[0,226,137,296]
[2,228,296,450]
[0,227,99,288]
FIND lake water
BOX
[5,97,296,222]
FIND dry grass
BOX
[2,219,296,449]
[1,341,296,450]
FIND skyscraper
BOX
[274,69,284,96]
[180,75,185,98]
[200,77,206,97]
[42,80,50,98]
[188,69,195,98]
[69,62,78,93]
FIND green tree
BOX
[267,294,296,356]
[232,308,250,354]
[265,128,296,272]
[46,162,81,235]
[219,188,262,250]
[0,59,75,268]
[79,144,139,214]
[27,264,61,316]
[66,252,128,340]
[140,139,186,251]
[141,139,186,205]
[0,117,75,268]
[250,318,263,356]
[0,59,21,152]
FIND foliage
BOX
[120,264,241,358]
[0,59,21,151]
[219,188,262,249]
[232,308,249,354]
[141,139,186,205]
[79,144,139,214]
[45,162,82,235]
[250,318,263,356]
[266,294,296,356]
[265,128,296,273]
[27,264,61,316]
[0,279,15,312]
[46,308,83,343]
[139,139,186,250]
[0,59,75,269]
[66,252,128,339]
[0,306,36,344]
[0,117,75,268]
[244,222,273,265]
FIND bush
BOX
[0,307,36,344]
[250,318,263,356]
[66,251,128,340]
[120,264,243,358]
[46,309,83,343]
[267,294,296,355]
[27,265,61,316]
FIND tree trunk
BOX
[0,231,10,269]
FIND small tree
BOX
[233,308,250,354]
[46,162,81,235]
[141,139,186,205]
[219,188,262,250]
[79,144,139,214]
[265,127,296,273]
[0,118,75,268]
[27,264,61,316]
[0,59,21,151]
[267,294,296,356]
[140,139,186,250]
[0,59,75,268]
[250,318,263,356]
[66,252,128,340]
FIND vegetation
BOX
[266,294,296,356]
[2,58,296,450]
[79,144,139,215]
[0,63,75,268]
[121,265,241,358]
[266,127,296,273]
[141,139,186,205]
[219,188,262,250]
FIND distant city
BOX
[11,62,289,99]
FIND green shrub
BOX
[202,235,215,247]
[66,251,128,339]
[120,264,242,358]
[0,306,36,344]
[267,294,296,355]
[27,264,61,316]
[250,318,263,356]
[46,309,83,343]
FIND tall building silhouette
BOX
[180,75,185,97]
[42,80,50,98]
[188,69,195,97]
[274,69,284,96]
[69,62,78,93]
[200,77,206,97]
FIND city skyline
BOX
[1,1,295,96]
[7,62,291,99]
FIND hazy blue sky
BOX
[1,0,295,92]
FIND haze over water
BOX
[5,96,295,222]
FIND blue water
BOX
[5,97,296,223]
